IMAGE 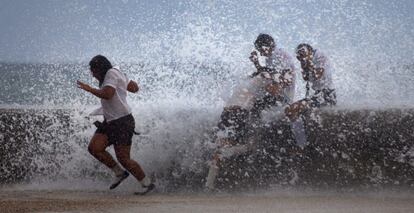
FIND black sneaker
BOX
[109,171,129,190]
[134,183,155,195]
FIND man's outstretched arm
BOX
[77,80,115,100]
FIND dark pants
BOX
[94,114,135,146]
[217,107,250,144]
[217,95,286,145]
[308,89,337,108]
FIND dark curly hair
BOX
[89,55,113,86]
[295,43,314,54]
[254,34,275,50]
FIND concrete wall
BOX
[0,109,73,183]
[216,108,414,189]
[1,108,413,189]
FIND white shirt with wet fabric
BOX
[309,49,334,92]
[90,67,132,122]
[265,47,296,103]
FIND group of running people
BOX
[76,33,336,194]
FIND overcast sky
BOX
[0,0,413,64]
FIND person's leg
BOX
[205,153,220,190]
[324,89,337,106]
[88,133,128,189]
[114,144,151,186]
[205,140,251,190]
[206,107,251,190]
[88,133,119,170]
[291,117,308,148]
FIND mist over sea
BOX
[1,61,414,108]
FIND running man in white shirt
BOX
[77,55,154,195]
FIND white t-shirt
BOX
[309,49,334,92]
[265,48,296,103]
[100,67,132,122]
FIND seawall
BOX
[1,107,413,189]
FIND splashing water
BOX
[1,0,414,190]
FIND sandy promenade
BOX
[1,189,414,213]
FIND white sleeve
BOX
[285,52,296,72]
[279,51,295,86]
[89,107,103,116]
[125,73,130,84]
[314,52,328,70]
[102,69,118,88]
[280,49,295,72]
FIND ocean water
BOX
[1,61,414,107]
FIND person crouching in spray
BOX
[285,44,337,146]
[77,55,155,195]
[205,34,296,191]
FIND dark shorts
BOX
[94,114,135,146]
[251,94,287,120]
[217,107,250,144]
[308,89,337,108]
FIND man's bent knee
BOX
[88,134,109,155]
[88,144,104,156]
[87,145,95,155]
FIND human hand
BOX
[285,100,309,121]
[265,83,281,96]
[302,70,310,81]
[298,58,309,68]
[77,80,93,92]
[249,51,259,65]
[285,103,301,121]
